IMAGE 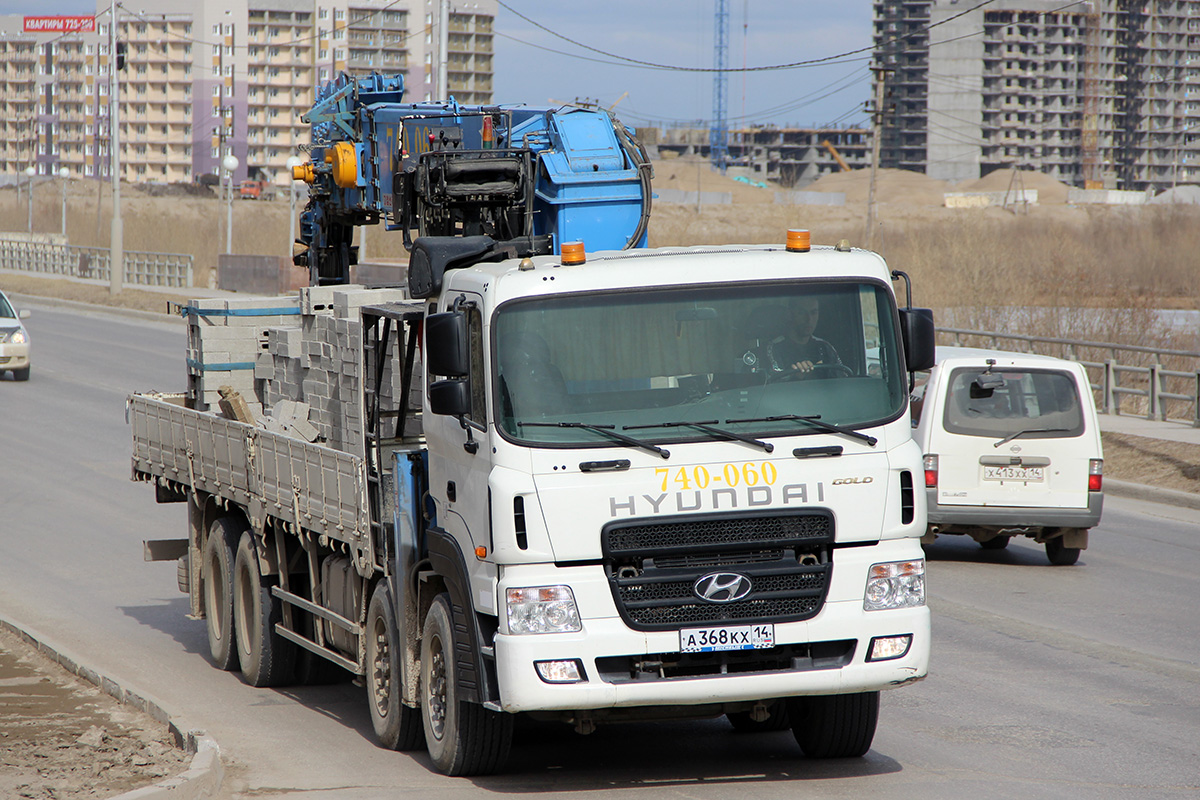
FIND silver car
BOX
[0,289,31,381]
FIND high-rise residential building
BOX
[0,0,495,185]
[873,0,1200,191]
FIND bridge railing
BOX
[0,238,193,289]
[938,327,1200,427]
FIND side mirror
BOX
[899,308,935,372]
[18,309,30,320]
[426,311,469,378]
[429,378,471,417]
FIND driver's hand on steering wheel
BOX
[791,360,819,373]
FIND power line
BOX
[498,0,1003,73]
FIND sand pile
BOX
[653,155,777,204]
[1150,185,1200,204]
[957,168,1071,204]
[805,168,950,206]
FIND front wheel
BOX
[366,582,424,751]
[1045,536,1081,566]
[12,366,29,381]
[788,692,879,758]
[232,532,295,687]
[421,594,512,776]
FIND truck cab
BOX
[407,238,932,763]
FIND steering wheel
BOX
[769,362,853,382]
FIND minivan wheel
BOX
[1045,536,1080,566]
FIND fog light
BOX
[535,659,586,683]
[867,634,913,662]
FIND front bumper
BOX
[926,488,1103,530]
[494,541,930,713]
[0,341,29,370]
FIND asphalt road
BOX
[2,303,1198,800]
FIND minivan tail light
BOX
[923,454,938,488]
[1088,459,1103,492]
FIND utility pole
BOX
[865,66,889,252]
[108,0,123,295]
[437,0,449,101]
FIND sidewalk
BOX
[1097,412,1200,445]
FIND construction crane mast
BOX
[710,0,730,172]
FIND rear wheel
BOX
[788,692,879,758]
[203,517,241,671]
[232,532,295,687]
[421,594,512,775]
[366,582,424,751]
[727,700,792,732]
[1045,535,1081,566]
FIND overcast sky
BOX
[0,1,875,129]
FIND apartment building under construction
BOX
[873,0,1200,191]
[0,0,495,186]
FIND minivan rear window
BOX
[943,367,1084,439]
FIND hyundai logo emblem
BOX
[693,572,753,603]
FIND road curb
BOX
[0,616,224,800]
[5,291,184,325]
[1105,478,1200,511]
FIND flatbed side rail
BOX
[128,393,371,555]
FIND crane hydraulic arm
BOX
[290,72,653,285]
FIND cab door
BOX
[424,291,498,614]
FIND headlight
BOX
[506,586,582,634]
[7,329,26,345]
[864,559,925,611]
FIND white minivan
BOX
[911,347,1103,565]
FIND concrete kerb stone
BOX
[6,291,186,325]
[0,615,225,800]
[1104,478,1200,511]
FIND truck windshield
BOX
[493,280,908,447]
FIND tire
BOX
[727,700,792,732]
[12,366,29,381]
[232,532,296,687]
[293,624,352,686]
[366,582,424,751]
[203,517,241,671]
[788,692,879,758]
[979,535,1010,550]
[421,594,512,776]
[1045,536,1081,566]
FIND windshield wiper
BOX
[725,414,878,447]
[520,421,670,459]
[624,419,773,453]
[993,428,1072,448]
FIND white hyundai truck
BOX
[128,72,935,776]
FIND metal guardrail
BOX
[0,238,193,288]
[940,327,1200,427]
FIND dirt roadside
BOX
[0,627,190,800]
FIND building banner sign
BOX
[23,16,96,33]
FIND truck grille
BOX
[602,510,834,631]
